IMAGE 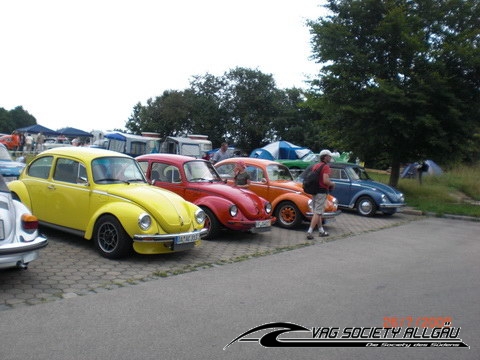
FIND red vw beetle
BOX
[136,154,274,239]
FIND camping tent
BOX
[401,160,443,178]
[16,124,58,136]
[250,141,311,160]
[57,127,92,137]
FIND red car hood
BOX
[188,182,269,219]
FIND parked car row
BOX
[2,145,404,269]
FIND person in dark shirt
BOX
[306,149,336,239]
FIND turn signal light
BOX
[21,214,39,231]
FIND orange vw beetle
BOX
[215,157,341,229]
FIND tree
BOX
[0,107,12,133]
[308,0,480,185]
[125,67,324,153]
[272,88,326,151]
[221,67,282,151]
[188,74,230,147]
[10,106,37,129]
[125,90,194,138]
[0,106,37,133]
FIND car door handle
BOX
[47,185,56,190]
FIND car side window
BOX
[79,163,87,181]
[330,168,341,180]
[54,158,82,183]
[28,156,53,179]
[163,165,181,183]
[137,161,148,176]
[215,164,235,178]
[151,163,170,182]
[247,166,263,182]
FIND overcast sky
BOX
[1,0,327,133]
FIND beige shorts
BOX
[312,193,327,214]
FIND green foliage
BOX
[346,164,480,217]
[125,67,321,151]
[401,164,480,217]
[307,0,480,186]
[0,106,37,133]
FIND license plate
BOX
[255,220,271,228]
[174,232,201,244]
[22,252,37,263]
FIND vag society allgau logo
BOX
[224,321,469,350]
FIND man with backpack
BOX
[305,149,336,239]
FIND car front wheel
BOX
[356,196,378,217]
[93,215,132,258]
[275,201,303,228]
[201,207,220,240]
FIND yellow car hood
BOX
[107,184,195,231]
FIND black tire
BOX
[356,196,378,217]
[93,215,132,259]
[275,201,303,229]
[201,207,221,240]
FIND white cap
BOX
[319,149,333,157]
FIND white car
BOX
[43,138,73,150]
[0,174,47,269]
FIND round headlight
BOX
[138,213,152,230]
[195,209,205,224]
[229,205,238,217]
[265,202,272,214]
[381,194,387,202]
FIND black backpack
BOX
[302,163,326,195]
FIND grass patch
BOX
[370,164,480,218]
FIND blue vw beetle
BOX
[328,162,405,216]
[0,143,25,182]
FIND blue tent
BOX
[401,160,443,178]
[250,141,311,160]
[57,127,92,137]
[16,124,58,136]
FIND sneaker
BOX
[319,230,329,237]
[306,232,314,240]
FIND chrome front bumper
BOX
[133,228,208,243]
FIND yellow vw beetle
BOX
[8,147,206,259]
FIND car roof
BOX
[216,157,284,167]
[40,147,132,161]
[136,153,205,163]
[330,162,362,168]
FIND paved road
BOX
[0,215,478,360]
[0,211,419,310]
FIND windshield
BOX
[92,157,146,184]
[0,145,13,161]
[184,160,222,182]
[266,164,293,181]
[346,166,371,181]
